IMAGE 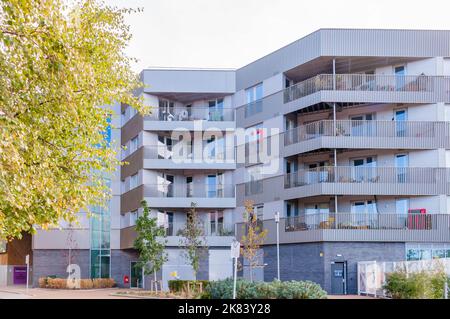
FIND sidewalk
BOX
[0,286,130,299]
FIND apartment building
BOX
[234,29,450,294]
[26,29,450,294]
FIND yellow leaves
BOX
[0,0,144,238]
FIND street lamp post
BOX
[274,211,280,281]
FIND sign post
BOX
[230,239,240,299]
[274,211,280,281]
[25,254,29,292]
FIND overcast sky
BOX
[107,0,450,72]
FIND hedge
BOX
[384,270,450,299]
[38,277,116,289]
[201,278,327,299]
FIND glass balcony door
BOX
[351,201,377,228]
[395,154,408,183]
[395,109,407,137]
[208,98,224,121]
[352,157,376,182]
[350,114,374,137]
[395,66,406,90]
[206,173,224,198]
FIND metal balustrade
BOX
[284,120,449,146]
[284,166,439,188]
[143,183,235,198]
[235,214,450,244]
[283,213,440,232]
[239,74,450,118]
[165,221,235,237]
[145,106,234,122]
[283,74,448,104]
[142,145,235,161]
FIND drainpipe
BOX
[333,58,338,216]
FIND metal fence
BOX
[284,120,448,146]
[358,258,450,297]
[284,213,440,232]
[284,166,439,187]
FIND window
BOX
[186,177,193,197]
[351,157,376,182]
[395,65,406,90]
[245,123,264,164]
[0,241,6,253]
[208,98,224,121]
[129,106,138,118]
[130,210,138,226]
[158,99,175,121]
[130,135,139,153]
[209,211,224,235]
[395,154,409,183]
[245,83,263,117]
[351,201,377,227]
[207,173,224,198]
[130,173,139,190]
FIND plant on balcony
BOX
[178,202,207,279]
[134,200,168,292]
[240,200,268,282]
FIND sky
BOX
[107,0,450,72]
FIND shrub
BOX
[203,278,327,299]
[169,280,209,294]
[384,269,450,299]
[38,277,116,289]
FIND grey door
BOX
[331,262,346,294]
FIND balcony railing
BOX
[144,183,235,198]
[283,74,447,103]
[235,214,450,245]
[284,213,439,232]
[165,221,235,237]
[284,120,449,146]
[145,107,234,122]
[284,166,438,188]
[244,180,264,195]
[142,145,235,162]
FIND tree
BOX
[179,202,206,277]
[134,200,167,291]
[0,0,148,239]
[240,200,268,282]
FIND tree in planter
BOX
[179,202,207,291]
[134,200,167,292]
[240,200,268,282]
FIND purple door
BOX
[13,266,27,285]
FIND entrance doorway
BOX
[330,261,347,294]
[130,261,143,288]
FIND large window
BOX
[245,83,263,117]
[130,173,139,190]
[208,98,224,121]
[406,244,450,261]
[207,173,224,198]
[130,135,139,153]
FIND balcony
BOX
[283,166,449,198]
[235,74,450,127]
[142,145,235,170]
[120,222,235,249]
[236,213,450,244]
[142,183,235,208]
[284,120,450,155]
[283,74,450,104]
[144,107,235,131]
